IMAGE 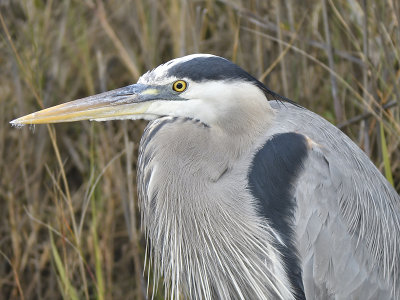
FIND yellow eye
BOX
[172,80,187,92]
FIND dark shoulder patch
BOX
[248,132,308,300]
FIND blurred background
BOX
[1,0,399,299]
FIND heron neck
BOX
[138,112,293,300]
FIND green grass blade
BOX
[50,233,79,300]
[380,121,394,186]
[92,200,105,300]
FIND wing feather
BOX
[267,101,400,299]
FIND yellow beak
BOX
[10,84,159,126]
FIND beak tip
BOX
[10,118,27,128]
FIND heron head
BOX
[11,54,280,128]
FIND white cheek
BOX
[146,99,217,123]
[145,81,269,124]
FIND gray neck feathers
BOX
[138,111,294,299]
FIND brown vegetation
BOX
[1,0,399,299]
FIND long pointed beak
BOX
[10,84,159,126]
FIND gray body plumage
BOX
[138,100,400,299]
[269,102,400,299]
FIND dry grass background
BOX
[1,0,399,299]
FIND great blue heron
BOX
[11,54,400,300]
